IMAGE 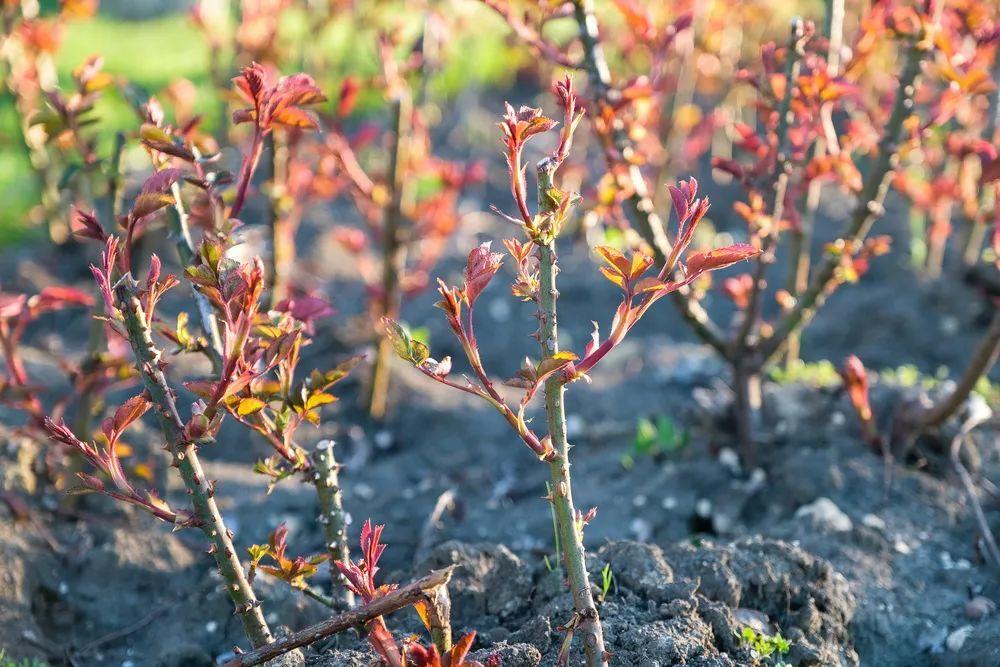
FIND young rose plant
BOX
[323,32,484,419]
[384,78,758,667]
[40,65,361,649]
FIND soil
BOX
[2,99,1000,666]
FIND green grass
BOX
[56,14,211,88]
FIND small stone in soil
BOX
[964,596,996,619]
[946,625,974,652]
[795,497,853,533]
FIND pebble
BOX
[629,517,652,542]
[940,551,972,571]
[964,596,996,620]
[794,497,853,532]
[206,620,218,633]
[745,468,767,493]
[661,496,677,511]
[374,430,393,450]
[717,447,741,475]
[695,498,712,518]
[861,514,886,531]
[946,625,973,652]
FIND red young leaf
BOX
[463,242,504,306]
[685,243,760,277]
[101,395,152,447]
[140,168,184,196]
[72,207,106,241]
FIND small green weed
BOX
[598,563,614,603]
[621,415,686,468]
[737,627,792,666]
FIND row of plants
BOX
[0,0,998,664]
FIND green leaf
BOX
[383,319,429,366]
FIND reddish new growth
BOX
[44,403,196,528]
[840,355,881,450]
[387,79,758,461]
[0,287,94,426]
[405,633,486,667]
[334,520,401,665]
[332,520,485,667]
[230,62,325,219]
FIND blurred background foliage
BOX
[0,0,816,244]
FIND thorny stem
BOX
[536,160,608,667]
[113,278,273,648]
[312,440,354,607]
[569,0,729,357]
[169,181,225,374]
[369,91,412,419]
[223,566,456,667]
[759,32,932,365]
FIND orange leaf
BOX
[685,243,760,277]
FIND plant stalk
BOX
[114,278,273,648]
[419,583,453,656]
[730,20,806,455]
[169,181,225,374]
[536,160,608,667]
[368,91,412,419]
[312,439,354,607]
[268,132,295,306]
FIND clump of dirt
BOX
[304,537,858,666]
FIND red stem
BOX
[230,129,265,220]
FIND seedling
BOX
[622,415,687,469]
[738,627,792,667]
[597,564,614,603]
